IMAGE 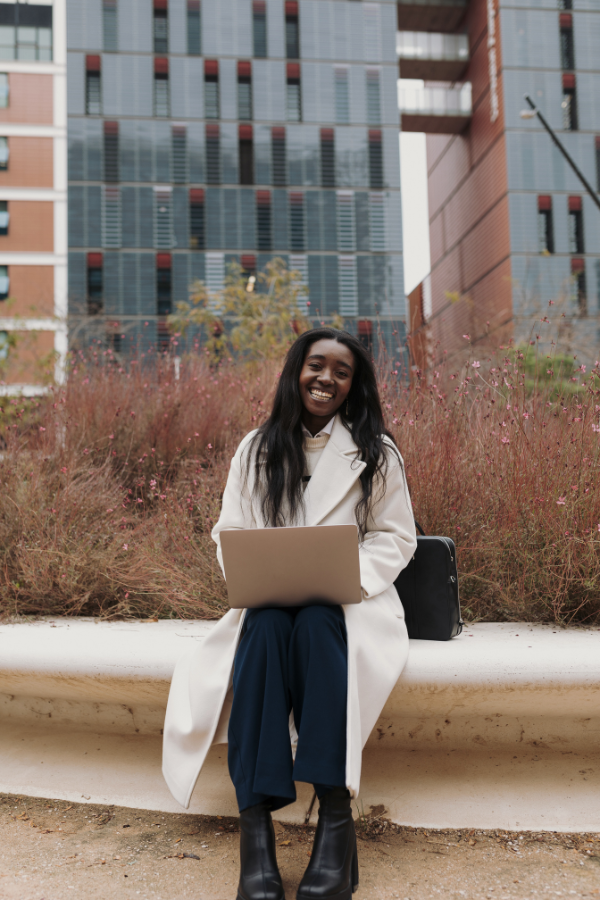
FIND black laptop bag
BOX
[394,523,463,641]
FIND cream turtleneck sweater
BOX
[303,432,330,478]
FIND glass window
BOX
[320,129,335,187]
[0,200,9,236]
[366,69,381,125]
[103,0,118,52]
[596,137,600,192]
[87,265,103,315]
[286,73,301,122]
[272,127,286,186]
[155,189,173,249]
[285,3,299,58]
[103,123,119,182]
[154,72,169,117]
[289,192,305,251]
[256,191,271,250]
[172,125,188,183]
[571,267,586,314]
[189,190,205,249]
[86,71,101,115]
[205,126,220,183]
[238,74,252,121]
[154,8,168,54]
[0,27,14,61]
[239,133,254,185]
[0,136,8,170]
[0,73,8,108]
[157,265,172,317]
[538,209,554,254]
[0,331,9,360]
[568,209,584,254]
[205,65,219,119]
[368,131,383,189]
[562,86,577,131]
[334,68,350,125]
[187,0,201,55]
[560,27,574,70]
[0,265,8,300]
[253,1,267,58]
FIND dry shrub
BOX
[2,338,600,625]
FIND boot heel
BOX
[352,846,359,892]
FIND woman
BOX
[162,328,417,900]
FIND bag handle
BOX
[414,520,425,536]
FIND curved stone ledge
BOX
[1,619,599,831]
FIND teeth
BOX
[310,389,334,400]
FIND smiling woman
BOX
[162,328,417,900]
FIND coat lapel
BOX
[304,416,366,526]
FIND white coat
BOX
[162,415,417,809]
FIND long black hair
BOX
[246,327,399,537]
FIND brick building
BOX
[399,0,600,360]
[0,0,67,388]
[66,0,406,357]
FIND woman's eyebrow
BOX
[306,354,352,370]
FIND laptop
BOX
[220,524,362,609]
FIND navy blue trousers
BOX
[228,604,348,813]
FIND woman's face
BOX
[298,338,355,423]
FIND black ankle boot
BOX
[296,788,358,900]
[237,802,285,900]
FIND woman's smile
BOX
[308,387,335,402]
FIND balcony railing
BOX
[397,0,468,34]
[397,31,469,80]
[399,81,472,133]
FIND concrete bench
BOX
[1,619,599,832]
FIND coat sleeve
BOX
[358,443,417,600]
[211,431,258,577]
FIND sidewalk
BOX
[1,794,599,900]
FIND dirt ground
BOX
[1,794,599,900]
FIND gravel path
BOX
[1,794,599,899]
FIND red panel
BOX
[358,320,372,336]
[538,195,552,210]
[568,195,582,211]
[289,192,304,205]
[320,128,334,141]
[238,60,252,78]
[286,63,300,80]
[204,59,219,76]
[368,129,382,143]
[172,123,186,136]
[562,72,576,89]
[205,123,220,138]
[241,255,256,270]
[154,0,168,8]
[596,136,600,150]
[571,257,585,273]
[103,120,118,135]
[272,126,285,139]
[154,57,169,74]
[285,1,298,14]
[559,13,572,27]
[239,124,253,139]
[189,189,204,203]
[156,253,172,269]
[253,1,266,12]
[87,252,103,267]
[86,55,101,71]
[256,191,271,205]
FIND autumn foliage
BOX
[2,336,600,625]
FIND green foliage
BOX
[516,344,583,399]
[170,257,311,363]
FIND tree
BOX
[170,258,311,362]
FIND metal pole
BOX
[524,94,600,213]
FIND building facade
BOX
[399,0,600,359]
[0,0,67,389]
[66,0,406,357]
